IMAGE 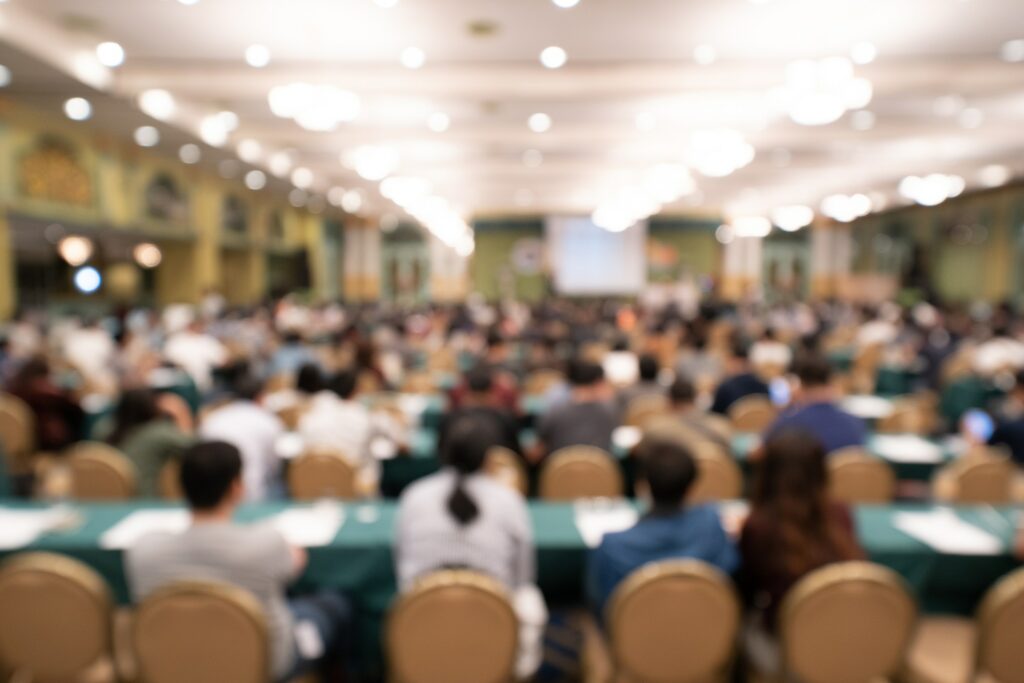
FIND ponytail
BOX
[447,472,480,526]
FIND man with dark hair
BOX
[438,365,521,458]
[645,377,732,451]
[710,339,770,415]
[533,359,617,459]
[616,353,664,418]
[763,353,866,454]
[126,442,351,681]
[586,439,738,615]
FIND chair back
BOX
[524,370,564,397]
[539,446,624,501]
[779,562,916,683]
[727,395,777,432]
[0,392,36,472]
[401,372,436,394]
[288,449,358,500]
[939,453,1014,504]
[607,560,740,683]
[828,448,896,503]
[976,566,1024,683]
[876,398,935,435]
[387,571,518,683]
[133,581,269,683]
[484,446,529,496]
[66,442,138,500]
[687,442,743,503]
[624,394,669,428]
[0,553,113,681]
[159,459,183,500]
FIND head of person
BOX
[730,338,751,371]
[638,354,660,383]
[486,330,508,362]
[296,363,324,395]
[669,377,697,410]
[108,388,161,446]
[464,365,494,401]
[179,441,244,513]
[567,358,606,399]
[792,352,834,401]
[442,417,503,526]
[231,374,264,403]
[12,356,50,386]
[1014,369,1024,399]
[328,370,358,401]
[635,439,698,514]
[282,331,303,346]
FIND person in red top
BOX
[7,356,84,452]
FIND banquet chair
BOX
[932,450,1014,504]
[539,446,624,501]
[623,394,669,428]
[387,570,518,683]
[0,391,36,474]
[0,553,115,683]
[828,448,896,503]
[599,560,741,683]
[876,398,937,435]
[288,449,358,500]
[66,442,138,501]
[754,562,916,683]
[687,442,743,503]
[523,369,565,397]
[401,371,436,395]
[727,395,777,433]
[484,446,529,496]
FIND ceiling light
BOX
[347,145,400,181]
[291,167,314,189]
[245,44,271,68]
[96,42,125,68]
[178,144,201,164]
[401,47,426,69]
[217,110,239,131]
[522,149,544,167]
[58,235,93,266]
[687,129,755,177]
[850,42,877,65]
[63,97,92,121]
[0,65,10,88]
[134,126,160,147]
[635,112,656,131]
[528,112,552,133]
[540,46,568,69]
[428,112,450,132]
[694,45,717,66]
[715,224,735,244]
[236,139,262,163]
[1001,39,1024,63]
[978,164,1012,188]
[959,107,984,129]
[552,0,581,7]
[138,89,176,121]
[199,114,230,147]
[245,170,267,191]
[645,164,695,203]
[821,194,872,222]
[268,83,361,131]
[341,189,365,214]
[133,243,162,269]
[732,216,772,238]
[288,189,307,208]
[73,267,102,294]
[772,205,814,231]
[380,176,432,207]
[851,110,876,130]
[268,151,292,177]
[327,187,346,207]
[899,174,964,206]
[782,57,872,126]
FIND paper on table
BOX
[271,504,345,547]
[612,426,643,451]
[841,395,896,420]
[871,435,944,463]
[893,509,1004,555]
[0,508,77,550]
[100,510,190,549]
[574,503,639,548]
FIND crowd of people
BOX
[4,292,1024,680]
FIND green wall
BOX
[471,218,546,301]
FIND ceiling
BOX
[1,0,1024,233]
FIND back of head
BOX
[295,363,324,394]
[755,428,827,506]
[465,365,494,395]
[568,358,604,388]
[638,354,660,382]
[328,370,358,400]
[231,374,264,403]
[109,388,160,445]
[669,377,696,406]
[793,352,832,389]
[635,439,697,511]
[443,416,503,526]
[180,441,243,510]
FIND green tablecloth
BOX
[82,377,201,440]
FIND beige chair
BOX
[484,446,529,496]
[387,570,518,683]
[0,553,115,682]
[66,442,138,501]
[0,392,36,474]
[158,459,183,501]
[401,372,436,395]
[687,442,743,503]
[539,446,624,501]
[828,448,896,503]
[876,398,936,435]
[728,395,777,433]
[933,451,1014,504]
[850,344,884,395]
[771,562,916,683]
[605,560,740,683]
[133,580,271,683]
[288,449,358,500]
[524,369,565,397]
[623,394,669,428]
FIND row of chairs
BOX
[2,551,1022,683]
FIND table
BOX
[81,373,201,439]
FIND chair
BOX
[387,570,518,683]
[727,395,777,433]
[158,459,183,500]
[132,580,270,683]
[850,344,884,395]
[0,392,36,474]
[401,371,436,394]
[974,565,1024,683]
[524,369,564,397]
[876,398,936,435]
[772,562,916,683]
[66,442,138,500]
[287,449,358,500]
[623,394,669,428]
[484,446,529,496]
[932,451,1014,504]
[539,446,624,501]
[605,560,740,683]
[828,448,896,503]
[0,553,115,682]
[687,442,743,503]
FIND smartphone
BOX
[769,377,791,408]
[963,409,995,443]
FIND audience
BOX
[7,356,84,452]
[126,441,351,681]
[298,370,380,483]
[616,353,663,417]
[710,341,770,416]
[268,331,318,378]
[646,377,732,450]
[106,388,192,498]
[534,359,617,460]
[163,320,229,394]
[437,365,521,459]
[982,369,1024,465]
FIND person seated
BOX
[749,329,793,375]
[163,320,229,395]
[437,365,521,458]
[644,377,731,451]
[449,330,520,413]
[6,356,84,453]
[587,438,739,617]
[126,441,351,681]
[395,418,546,679]
[533,359,617,461]
[973,369,1024,466]
[603,338,640,388]
[199,374,285,501]
[106,388,193,498]
[739,429,863,636]
[763,353,867,455]
[615,354,664,419]
[710,341,770,416]
[267,331,318,379]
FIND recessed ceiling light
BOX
[237,139,262,163]
[268,151,292,177]
[289,189,307,208]
[342,189,365,213]
[245,44,271,68]
[245,170,267,191]
[401,47,426,69]
[850,42,877,65]
[552,0,580,7]
[428,112,451,132]
[138,89,176,121]
[1000,39,1024,63]
[96,42,125,68]
[291,167,314,189]
[528,112,552,133]
[540,46,568,69]
[0,65,10,88]
[178,144,201,164]
[63,97,92,121]
[978,164,1012,187]
[694,45,717,66]
[134,126,160,147]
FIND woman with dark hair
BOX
[106,388,193,498]
[7,356,84,452]
[739,428,864,632]
[395,415,546,678]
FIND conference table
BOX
[0,499,1018,675]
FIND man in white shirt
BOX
[163,321,229,393]
[199,375,285,501]
[62,318,116,392]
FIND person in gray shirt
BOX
[533,359,618,462]
[126,441,351,682]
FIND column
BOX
[810,221,853,299]
[429,235,468,301]
[720,236,763,301]
[0,211,15,320]
[343,220,381,302]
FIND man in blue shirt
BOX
[587,439,739,617]
[764,352,867,454]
